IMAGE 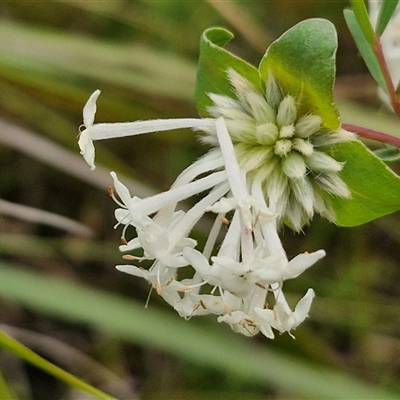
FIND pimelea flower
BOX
[78,68,350,338]
[203,69,354,230]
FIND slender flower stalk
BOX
[78,68,351,338]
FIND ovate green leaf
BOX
[259,19,340,130]
[195,27,261,116]
[329,140,400,226]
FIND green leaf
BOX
[344,9,388,93]
[0,330,116,400]
[195,27,261,116]
[259,19,340,130]
[349,0,375,44]
[375,0,399,35]
[374,144,400,162]
[329,141,400,226]
[0,262,398,400]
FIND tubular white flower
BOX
[253,288,315,337]
[78,90,214,170]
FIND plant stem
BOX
[374,36,400,118]
[342,123,400,147]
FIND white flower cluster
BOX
[78,70,352,338]
[204,69,354,230]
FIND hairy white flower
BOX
[204,69,354,230]
[76,68,349,338]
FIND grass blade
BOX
[0,330,117,400]
[0,261,398,399]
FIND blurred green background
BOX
[0,1,399,399]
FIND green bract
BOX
[259,19,339,130]
[329,141,400,226]
[195,27,261,115]
[195,19,400,227]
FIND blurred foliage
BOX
[0,1,399,399]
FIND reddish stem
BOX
[374,37,400,118]
[342,35,400,148]
[342,123,400,147]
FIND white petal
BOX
[138,228,169,258]
[218,310,260,337]
[284,250,325,280]
[207,197,237,213]
[118,237,141,252]
[79,90,101,170]
[258,320,275,339]
[116,264,153,280]
[292,288,315,328]
[212,255,248,275]
[183,247,211,277]
[110,171,133,206]
[245,255,287,284]
[159,253,189,268]
[83,90,101,127]
[78,130,96,170]
[253,308,277,339]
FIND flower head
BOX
[77,65,349,338]
[204,69,354,230]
